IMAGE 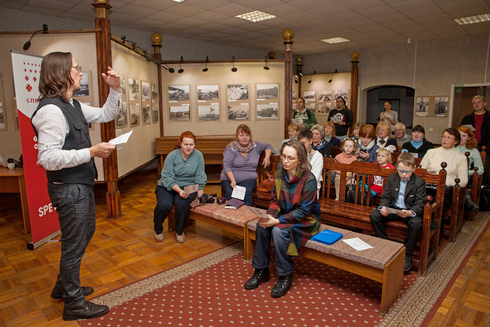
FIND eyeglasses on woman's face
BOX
[72,65,82,72]
[280,154,298,162]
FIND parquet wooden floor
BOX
[0,168,488,327]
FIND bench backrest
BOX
[321,158,447,207]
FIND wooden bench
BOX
[245,222,405,316]
[319,158,447,276]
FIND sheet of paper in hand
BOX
[247,206,268,219]
[385,207,403,215]
[231,185,246,200]
[184,184,199,194]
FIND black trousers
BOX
[370,209,423,255]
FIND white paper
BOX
[342,237,373,251]
[231,185,246,200]
[109,130,133,145]
[184,184,199,194]
[461,124,476,132]
[385,207,403,215]
[247,206,268,218]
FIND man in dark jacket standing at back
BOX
[31,52,121,321]
[460,95,490,184]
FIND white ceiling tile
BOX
[211,3,256,16]
[232,0,285,10]
[112,4,155,17]
[130,0,178,11]
[146,11,185,23]
[21,5,64,16]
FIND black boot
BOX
[404,254,412,272]
[465,198,479,213]
[244,268,270,290]
[51,281,94,300]
[63,301,109,321]
[271,273,293,298]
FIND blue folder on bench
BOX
[311,229,343,245]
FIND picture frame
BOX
[198,85,219,101]
[256,84,278,100]
[130,102,141,127]
[434,96,449,117]
[128,77,140,100]
[416,97,429,116]
[170,105,190,121]
[116,76,128,128]
[198,104,220,121]
[227,84,249,100]
[168,85,190,102]
[228,103,249,120]
[257,103,278,120]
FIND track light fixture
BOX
[178,56,184,73]
[231,56,237,72]
[308,70,316,84]
[168,67,175,73]
[294,79,298,84]
[328,69,338,83]
[23,24,48,51]
[202,56,209,72]
[263,56,269,70]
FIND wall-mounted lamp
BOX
[231,56,237,72]
[263,56,269,70]
[202,56,209,72]
[328,69,337,83]
[178,56,184,73]
[23,24,48,51]
[308,70,316,84]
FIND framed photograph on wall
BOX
[142,104,151,125]
[116,76,128,128]
[227,84,249,100]
[256,84,278,100]
[151,83,159,124]
[318,90,332,102]
[228,103,249,120]
[141,81,150,101]
[72,71,90,97]
[170,105,190,121]
[303,91,315,102]
[318,102,332,116]
[416,97,429,116]
[130,102,141,127]
[168,85,190,101]
[257,103,278,120]
[198,85,219,100]
[434,96,449,116]
[0,78,5,130]
[198,105,220,121]
[128,77,139,100]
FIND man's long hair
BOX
[38,52,74,102]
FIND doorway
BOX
[366,85,415,129]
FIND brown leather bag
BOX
[256,171,274,193]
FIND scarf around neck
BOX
[410,138,423,149]
[225,140,256,154]
[312,139,327,151]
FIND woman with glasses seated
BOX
[221,124,272,206]
[420,128,468,222]
[244,140,321,298]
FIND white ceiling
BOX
[1,0,490,55]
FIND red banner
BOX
[11,51,60,249]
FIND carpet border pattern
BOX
[92,242,243,308]
[379,212,489,327]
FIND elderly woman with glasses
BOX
[244,140,321,298]
[420,128,468,221]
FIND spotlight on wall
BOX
[202,56,209,72]
[178,56,184,73]
[121,35,126,44]
[294,79,298,84]
[328,69,337,83]
[23,24,48,51]
[169,67,175,73]
[263,56,269,70]
[231,56,237,72]
[307,70,316,84]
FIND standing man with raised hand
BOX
[31,52,121,321]
[328,96,353,141]
[291,97,317,131]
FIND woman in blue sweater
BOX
[153,131,207,243]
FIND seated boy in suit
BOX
[370,153,426,272]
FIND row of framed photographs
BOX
[169,102,279,122]
[167,83,279,102]
[292,89,350,116]
[415,96,449,117]
[116,77,159,128]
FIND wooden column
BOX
[350,51,359,121]
[92,0,121,218]
[152,33,164,137]
[283,29,294,140]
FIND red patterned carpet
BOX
[79,213,488,327]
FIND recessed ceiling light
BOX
[172,0,184,3]
[235,10,276,23]
[321,37,350,44]
[454,13,490,25]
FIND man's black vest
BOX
[31,96,96,184]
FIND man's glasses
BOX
[72,65,82,72]
[397,168,414,175]
[280,155,298,162]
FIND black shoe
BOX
[404,254,412,272]
[271,274,293,298]
[63,301,109,321]
[51,285,95,300]
[244,268,269,290]
[465,198,479,213]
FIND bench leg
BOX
[380,247,405,316]
[244,229,256,260]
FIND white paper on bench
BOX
[342,238,373,251]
